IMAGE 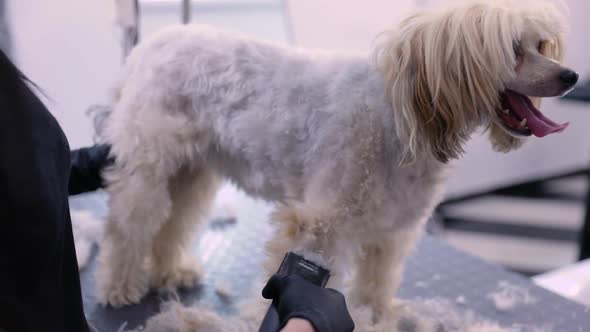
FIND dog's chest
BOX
[357,162,447,233]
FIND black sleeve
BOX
[0,49,90,332]
[68,144,113,195]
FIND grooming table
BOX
[72,192,590,332]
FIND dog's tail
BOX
[86,62,131,143]
[86,103,112,143]
[131,300,264,332]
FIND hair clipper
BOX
[258,252,330,332]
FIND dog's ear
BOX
[376,13,478,164]
[375,3,527,164]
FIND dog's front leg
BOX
[349,225,422,323]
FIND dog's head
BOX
[375,0,576,163]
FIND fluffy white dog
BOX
[96,0,577,327]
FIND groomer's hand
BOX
[262,274,355,332]
[69,144,114,195]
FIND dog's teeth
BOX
[520,119,527,127]
[503,109,510,114]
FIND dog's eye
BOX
[513,41,522,56]
[538,40,546,53]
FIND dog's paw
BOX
[349,299,406,328]
[151,258,203,291]
[97,274,149,308]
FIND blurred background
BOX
[2,0,590,303]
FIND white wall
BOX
[287,0,418,53]
[141,2,288,43]
[7,0,122,149]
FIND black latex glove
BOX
[68,144,114,195]
[262,274,355,332]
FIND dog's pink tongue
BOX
[506,91,569,138]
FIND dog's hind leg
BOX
[95,111,203,306]
[96,164,174,307]
[150,166,221,291]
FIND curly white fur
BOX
[96,0,571,329]
[133,298,547,332]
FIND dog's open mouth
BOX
[495,90,569,138]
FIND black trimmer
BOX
[258,252,331,332]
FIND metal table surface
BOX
[71,192,590,332]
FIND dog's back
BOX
[105,24,384,200]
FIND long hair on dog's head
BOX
[375,0,568,163]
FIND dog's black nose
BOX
[560,70,579,86]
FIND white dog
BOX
[96,0,576,326]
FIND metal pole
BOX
[579,170,590,260]
[0,0,12,56]
[182,0,191,24]
[134,0,140,45]
[281,0,295,45]
[121,0,140,61]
